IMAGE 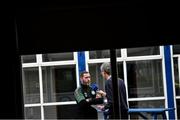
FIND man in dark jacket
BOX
[98,62,128,119]
[74,71,104,119]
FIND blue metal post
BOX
[78,51,86,74]
[164,45,175,119]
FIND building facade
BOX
[21,44,180,119]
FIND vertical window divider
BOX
[37,54,44,120]
[85,51,89,72]
[74,52,80,88]
[162,46,168,116]
[178,57,180,95]
[160,46,163,56]
[121,49,129,105]
[170,46,178,119]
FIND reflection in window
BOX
[44,106,58,119]
[22,67,40,104]
[173,44,180,54]
[42,65,76,102]
[176,99,180,119]
[44,105,77,119]
[117,62,124,80]
[21,55,36,63]
[89,49,121,59]
[127,46,160,56]
[25,107,41,119]
[89,63,105,91]
[129,100,164,119]
[173,58,180,96]
[127,60,164,98]
[42,52,73,62]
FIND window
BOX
[25,107,41,119]
[127,60,163,98]
[44,106,59,119]
[173,44,180,54]
[129,100,165,119]
[89,49,121,59]
[88,63,105,90]
[127,46,160,56]
[173,58,180,96]
[173,44,180,119]
[22,67,40,104]
[42,52,73,62]
[21,52,77,119]
[21,55,36,63]
[42,65,76,102]
[176,99,180,119]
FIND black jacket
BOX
[74,84,104,119]
[104,77,128,119]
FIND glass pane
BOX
[173,44,180,54]
[116,49,121,57]
[89,49,121,59]
[25,107,41,119]
[174,58,180,96]
[44,105,78,119]
[117,62,124,80]
[88,63,105,90]
[44,106,58,119]
[127,60,164,98]
[42,65,76,102]
[176,99,180,119]
[127,46,160,56]
[21,55,36,63]
[42,52,73,62]
[129,100,165,119]
[22,67,40,104]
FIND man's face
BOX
[101,71,105,78]
[81,73,91,85]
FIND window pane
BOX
[127,60,164,98]
[117,62,124,80]
[127,46,160,56]
[44,106,58,119]
[129,100,165,108]
[174,58,180,96]
[21,55,36,63]
[22,67,40,104]
[42,52,73,62]
[42,65,76,102]
[129,100,165,119]
[89,49,121,59]
[176,99,180,119]
[173,44,180,54]
[116,49,121,57]
[44,105,78,119]
[88,63,105,90]
[25,107,41,119]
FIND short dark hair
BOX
[100,62,111,75]
[80,71,89,78]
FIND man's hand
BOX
[97,90,106,97]
[86,98,92,102]
[97,105,105,110]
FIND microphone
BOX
[90,83,99,91]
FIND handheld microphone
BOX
[90,83,99,91]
